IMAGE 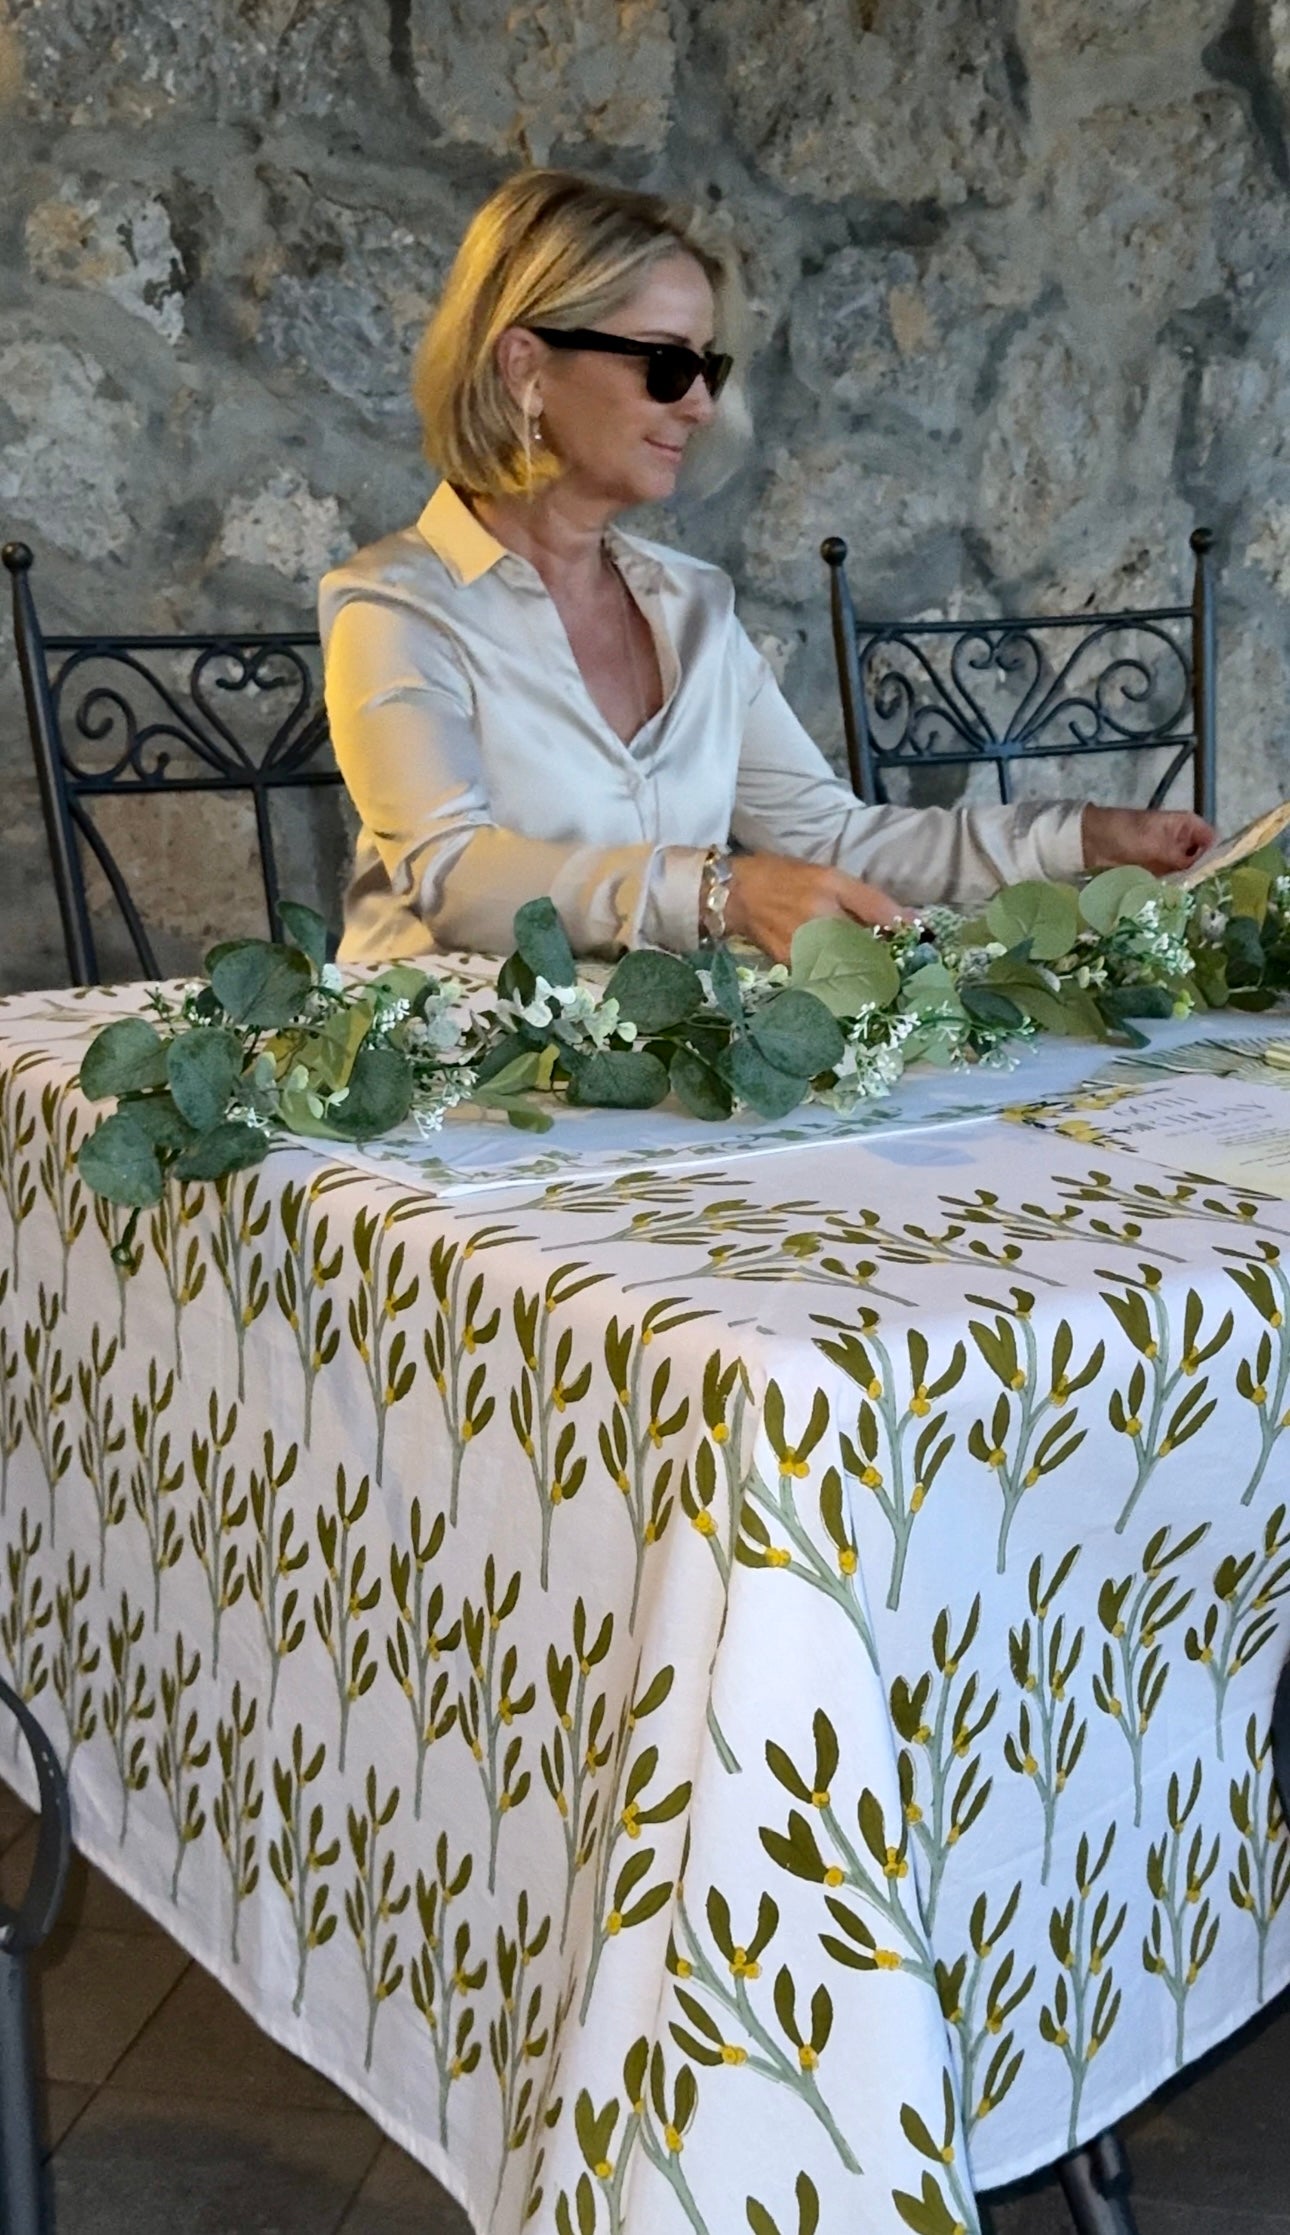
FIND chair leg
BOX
[1056,2128,1140,2235]
[0,1949,47,2235]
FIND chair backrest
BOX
[822,528,1216,829]
[3,541,342,986]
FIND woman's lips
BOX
[647,439,685,463]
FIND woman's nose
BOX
[676,377,716,424]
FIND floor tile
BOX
[34,1926,189,2085]
[980,2173,1069,2234]
[0,1767,35,1855]
[1117,1994,1290,2214]
[42,2081,93,2153]
[337,2138,474,2234]
[51,2088,384,2235]
[112,1958,354,2111]
[983,2176,1290,2234]
[2,1823,161,1937]
[1132,2210,1290,2234]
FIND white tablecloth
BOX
[3,982,1290,2234]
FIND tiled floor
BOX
[3,1771,1289,2231]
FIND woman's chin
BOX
[636,468,681,509]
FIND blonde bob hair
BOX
[413,169,751,501]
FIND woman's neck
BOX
[473,485,619,599]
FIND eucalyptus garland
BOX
[71,850,1290,1237]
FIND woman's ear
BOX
[495,325,544,413]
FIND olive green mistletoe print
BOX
[5,987,1290,2235]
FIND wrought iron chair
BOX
[3,541,342,985]
[822,529,1216,827]
[0,1678,71,2235]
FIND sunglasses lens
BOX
[645,349,698,404]
[645,348,733,404]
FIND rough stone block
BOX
[409,0,675,159]
[716,0,1023,205]
[0,333,140,559]
[1041,93,1276,334]
[219,466,352,591]
[250,168,463,425]
[26,178,188,342]
[743,439,965,606]
[6,0,388,124]
[790,228,1035,439]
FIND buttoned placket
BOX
[493,540,683,841]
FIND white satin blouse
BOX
[319,482,1087,962]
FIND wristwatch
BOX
[699,846,733,946]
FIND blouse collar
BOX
[415,480,672,596]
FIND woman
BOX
[320,170,1212,965]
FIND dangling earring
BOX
[521,381,543,485]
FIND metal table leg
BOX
[1056,2129,1140,2235]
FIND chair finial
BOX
[1190,525,1215,555]
[1,541,33,574]
[820,536,848,568]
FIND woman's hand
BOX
[725,853,910,963]
[1081,805,1215,877]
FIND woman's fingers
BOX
[1082,805,1216,874]
[723,854,913,959]
[833,874,912,928]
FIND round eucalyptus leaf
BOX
[512,898,576,989]
[605,949,703,1033]
[117,1092,196,1153]
[1224,913,1266,988]
[79,1016,168,1101]
[704,945,745,1024]
[564,1049,670,1109]
[961,985,1025,1030]
[209,941,314,1029]
[323,1043,416,1138]
[899,961,966,1017]
[789,918,901,1017]
[985,880,1080,960]
[1099,983,1176,1023]
[985,962,1108,1040]
[166,1027,244,1132]
[475,1049,545,1098]
[278,901,329,972]
[749,988,846,1078]
[173,1121,271,1182]
[670,1046,733,1121]
[724,1038,809,1119]
[77,1111,165,1206]
[1077,866,1163,936]
[475,1034,539,1085]
[496,952,537,1006]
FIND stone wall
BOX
[3,0,1290,986]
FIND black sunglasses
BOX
[527,326,733,405]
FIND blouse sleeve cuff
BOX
[1030,801,1088,883]
[640,844,710,954]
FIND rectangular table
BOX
[3,980,1290,2234]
